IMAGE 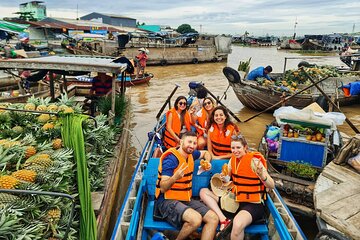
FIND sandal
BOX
[219,218,231,231]
[216,219,233,240]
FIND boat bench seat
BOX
[142,158,269,239]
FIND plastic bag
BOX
[348,153,360,172]
[323,112,346,125]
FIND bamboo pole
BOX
[301,68,359,134]
[243,76,330,122]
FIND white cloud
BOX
[0,0,359,36]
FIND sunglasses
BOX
[203,101,212,106]
[231,134,244,140]
[178,102,187,106]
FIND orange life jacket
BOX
[155,148,194,201]
[163,108,191,149]
[208,124,236,156]
[230,152,267,203]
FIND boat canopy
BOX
[0,20,29,34]
[273,106,345,130]
[0,55,126,74]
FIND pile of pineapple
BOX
[257,65,345,94]
[0,94,119,239]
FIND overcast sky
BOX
[0,0,359,36]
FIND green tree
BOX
[176,24,198,34]
[136,21,146,27]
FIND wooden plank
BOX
[316,182,360,209]
[322,192,360,219]
[321,211,360,239]
[347,212,360,228]
[327,161,360,179]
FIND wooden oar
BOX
[243,76,331,122]
[301,69,360,134]
[201,85,242,122]
[156,84,180,120]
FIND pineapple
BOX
[25,146,37,158]
[26,95,40,106]
[0,193,20,204]
[46,208,61,223]
[63,107,74,113]
[0,139,20,148]
[36,97,51,111]
[47,104,58,112]
[25,164,46,173]
[38,114,50,123]
[0,175,19,189]
[58,93,75,106]
[25,154,52,168]
[42,123,55,131]
[58,105,68,112]
[36,104,47,111]
[52,139,62,150]
[24,103,36,111]
[12,169,37,183]
[12,126,24,134]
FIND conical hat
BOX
[210,173,232,197]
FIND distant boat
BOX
[63,33,232,66]
[223,67,360,112]
[65,73,154,88]
[111,84,307,240]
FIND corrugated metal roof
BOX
[30,19,124,33]
[0,55,127,74]
[138,25,161,32]
[97,13,136,20]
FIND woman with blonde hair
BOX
[200,134,275,239]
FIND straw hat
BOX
[220,191,239,213]
[210,173,232,197]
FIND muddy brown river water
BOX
[120,46,359,238]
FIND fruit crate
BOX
[277,119,330,168]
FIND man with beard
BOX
[154,131,218,240]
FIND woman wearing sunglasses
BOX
[163,96,192,149]
[207,106,239,159]
[191,97,216,149]
[200,134,275,239]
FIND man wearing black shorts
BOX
[155,131,218,240]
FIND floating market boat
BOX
[111,84,307,240]
[65,72,154,88]
[314,161,360,240]
[223,66,360,112]
[0,56,132,239]
[64,33,232,66]
[258,106,344,216]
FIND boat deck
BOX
[314,162,360,239]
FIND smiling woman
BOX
[163,95,193,149]
[207,106,239,159]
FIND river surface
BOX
[128,46,359,151]
[121,46,360,238]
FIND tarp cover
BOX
[0,20,29,34]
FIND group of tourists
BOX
[155,91,275,240]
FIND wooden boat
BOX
[258,111,343,217]
[0,77,51,103]
[314,162,360,240]
[64,34,232,66]
[223,67,360,112]
[65,73,153,88]
[0,55,134,239]
[111,88,307,240]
